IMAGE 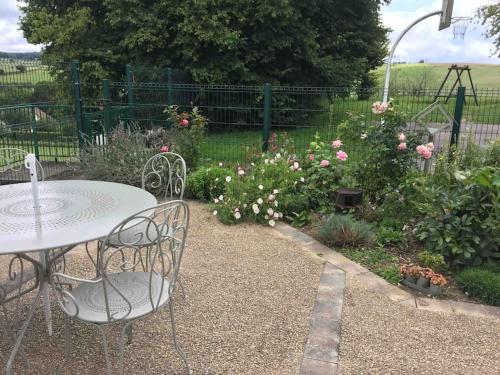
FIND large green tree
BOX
[477,2,500,56]
[20,0,390,86]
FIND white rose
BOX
[219,195,224,201]
[258,185,264,190]
[213,210,218,216]
[225,176,232,182]
[267,208,274,215]
[273,189,279,194]
[268,220,276,227]
[234,212,241,219]
[257,198,263,205]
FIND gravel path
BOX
[339,277,500,375]
[0,201,323,374]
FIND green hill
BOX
[374,63,500,90]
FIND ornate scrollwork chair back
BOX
[0,148,45,182]
[141,152,186,200]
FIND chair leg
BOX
[119,321,133,375]
[95,324,113,375]
[168,302,192,374]
[56,315,72,375]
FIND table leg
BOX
[41,280,52,336]
[5,288,42,375]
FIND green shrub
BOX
[211,151,306,226]
[414,165,500,266]
[316,214,375,248]
[348,106,424,202]
[377,226,406,246]
[456,265,500,306]
[164,105,207,171]
[187,166,235,201]
[375,266,401,285]
[81,125,155,186]
[417,251,446,272]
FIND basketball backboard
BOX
[439,0,454,30]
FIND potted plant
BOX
[416,268,432,288]
[400,264,419,284]
[429,273,447,296]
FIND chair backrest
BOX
[51,200,189,323]
[142,152,186,200]
[0,148,45,182]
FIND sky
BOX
[0,0,499,64]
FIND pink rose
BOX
[421,149,432,159]
[160,145,169,153]
[336,150,348,161]
[180,119,189,126]
[372,101,389,115]
[320,159,330,168]
[426,142,434,152]
[331,139,343,148]
[398,142,407,151]
[398,133,406,142]
[308,154,315,161]
[416,145,427,155]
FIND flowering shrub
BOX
[210,151,306,226]
[352,103,424,202]
[187,165,235,201]
[164,105,206,171]
[304,133,350,210]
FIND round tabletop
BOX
[0,180,157,254]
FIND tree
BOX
[20,0,390,87]
[477,2,500,56]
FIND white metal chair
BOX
[86,152,187,268]
[51,200,191,374]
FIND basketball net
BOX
[451,17,472,40]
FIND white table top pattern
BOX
[0,180,157,254]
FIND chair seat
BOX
[107,220,174,247]
[66,272,171,324]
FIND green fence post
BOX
[167,67,173,106]
[126,64,135,122]
[70,60,84,146]
[103,79,112,132]
[450,86,466,148]
[30,106,40,159]
[262,83,272,152]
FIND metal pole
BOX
[382,10,442,103]
[167,68,173,106]
[70,60,84,146]
[103,79,112,133]
[262,83,272,152]
[450,86,465,147]
[126,64,135,122]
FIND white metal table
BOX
[0,180,156,374]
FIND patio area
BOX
[0,201,323,374]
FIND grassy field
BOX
[374,63,500,90]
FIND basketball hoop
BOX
[451,17,472,39]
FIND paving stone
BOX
[312,299,343,321]
[380,284,414,302]
[308,315,341,339]
[449,301,500,321]
[352,271,389,291]
[397,298,417,308]
[415,297,453,314]
[300,358,338,375]
[304,334,340,363]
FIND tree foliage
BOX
[477,2,500,56]
[20,0,390,86]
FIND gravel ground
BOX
[0,201,323,374]
[339,277,500,375]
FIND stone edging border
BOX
[272,222,500,374]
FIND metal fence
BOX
[1,59,500,180]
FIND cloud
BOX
[382,0,499,64]
[0,0,41,52]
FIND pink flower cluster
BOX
[160,145,169,153]
[331,139,343,148]
[180,119,189,127]
[372,101,389,115]
[416,143,434,160]
[397,133,406,151]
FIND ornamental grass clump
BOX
[316,214,375,248]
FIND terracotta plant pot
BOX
[416,276,430,288]
[430,284,443,296]
[404,274,417,284]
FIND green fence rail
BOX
[1,58,500,178]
